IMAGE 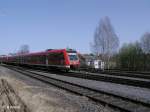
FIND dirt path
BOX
[0,79,29,112]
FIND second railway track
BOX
[69,71,150,89]
[19,66,150,89]
[3,64,150,89]
[78,68,150,79]
[3,65,150,112]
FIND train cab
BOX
[66,49,80,69]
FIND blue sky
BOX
[0,0,150,54]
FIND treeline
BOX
[117,40,150,71]
[91,16,150,71]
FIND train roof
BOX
[3,49,78,58]
[6,49,67,57]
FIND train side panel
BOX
[0,49,80,71]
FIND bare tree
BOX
[141,32,150,54]
[18,44,30,54]
[91,16,119,69]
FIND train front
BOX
[67,49,80,69]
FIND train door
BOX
[94,60,99,69]
[101,61,105,70]
[94,60,104,70]
[46,55,48,66]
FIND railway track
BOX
[0,79,29,112]
[30,68,150,89]
[104,70,150,75]
[93,71,150,79]
[78,68,150,79]
[4,65,150,112]
[2,64,150,89]
[80,68,150,75]
[64,72,150,89]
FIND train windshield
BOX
[68,53,78,61]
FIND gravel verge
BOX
[0,66,117,112]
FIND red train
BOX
[0,49,80,71]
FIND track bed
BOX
[4,65,150,112]
[0,79,29,112]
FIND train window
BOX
[48,52,64,60]
[68,53,78,61]
[48,52,64,65]
[38,55,46,64]
[25,56,29,63]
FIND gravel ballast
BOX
[0,66,116,112]
[30,69,150,104]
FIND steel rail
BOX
[2,64,150,89]
[4,66,150,112]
